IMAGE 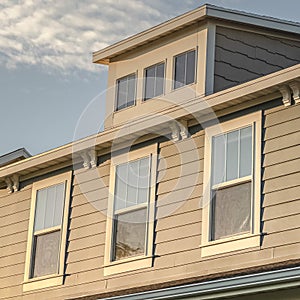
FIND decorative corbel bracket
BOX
[5,177,13,194]
[5,174,19,194]
[79,149,97,170]
[289,81,300,104]
[279,85,292,107]
[170,119,189,142]
[170,122,180,142]
[178,119,189,140]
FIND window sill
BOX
[104,255,153,276]
[170,81,196,93]
[23,273,63,292]
[200,233,261,257]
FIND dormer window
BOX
[143,62,165,100]
[173,49,196,89]
[116,73,136,111]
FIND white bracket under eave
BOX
[279,85,292,107]
[289,81,300,104]
[5,174,19,194]
[170,120,189,142]
[79,149,97,170]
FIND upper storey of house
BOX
[93,4,300,130]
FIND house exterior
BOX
[1,4,300,300]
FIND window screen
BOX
[211,182,251,240]
[113,208,147,260]
[174,50,196,89]
[32,231,61,278]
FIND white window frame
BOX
[23,171,72,292]
[173,48,197,90]
[104,144,157,276]
[201,112,261,257]
[143,61,165,101]
[115,72,137,111]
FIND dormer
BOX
[93,4,300,130]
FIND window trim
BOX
[142,61,166,101]
[172,48,197,90]
[201,112,262,257]
[104,144,157,276]
[115,72,137,112]
[23,171,72,292]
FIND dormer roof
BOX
[93,4,300,65]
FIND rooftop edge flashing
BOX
[0,148,32,167]
[92,4,300,64]
[100,265,300,300]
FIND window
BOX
[24,172,72,291]
[116,73,136,111]
[104,144,157,276]
[143,62,165,100]
[201,112,261,257]
[173,49,196,89]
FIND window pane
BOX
[115,157,150,210]
[155,63,165,97]
[34,189,47,231]
[212,135,226,185]
[240,126,253,177]
[137,157,150,204]
[34,183,65,232]
[145,66,155,100]
[127,160,139,206]
[174,53,185,89]
[127,74,136,107]
[186,50,195,85]
[115,164,128,211]
[226,130,239,181]
[116,77,127,110]
[44,185,56,229]
[113,208,147,261]
[53,183,65,227]
[211,181,251,240]
[32,230,61,278]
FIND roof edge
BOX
[0,148,31,168]
[92,4,300,64]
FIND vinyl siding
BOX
[261,104,300,256]
[214,26,300,92]
[1,103,300,299]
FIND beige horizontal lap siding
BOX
[0,185,31,299]
[3,105,300,299]
[214,26,300,92]
[261,104,300,260]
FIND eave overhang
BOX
[92,4,300,65]
[0,64,299,186]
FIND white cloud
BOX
[0,0,200,75]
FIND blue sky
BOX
[1,0,299,156]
